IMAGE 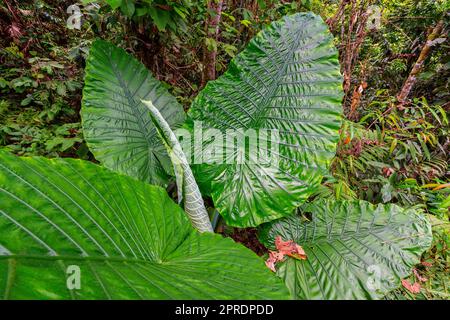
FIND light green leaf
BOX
[81,40,185,186]
[105,0,123,10]
[189,13,343,227]
[223,43,238,58]
[205,38,218,52]
[240,19,251,27]
[56,83,67,97]
[120,0,135,17]
[381,183,393,203]
[148,7,170,31]
[258,200,432,300]
[0,151,289,299]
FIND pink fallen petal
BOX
[265,252,278,272]
[271,250,285,262]
[413,269,428,282]
[275,236,307,260]
[275,236,294,253]
[265,250,285,272]
[402,279,421,294]
[411,282,421,293]
[265,259,276,272]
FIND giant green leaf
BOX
[0,151,288,299]
[258,200,432,300]
[188,13,343,227]
[81,40,185,186]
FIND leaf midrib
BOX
[98,47,172,182]
[0,253,159,265]
[248,16,307,129]
[301,227,428,245]
[106,49,154,147]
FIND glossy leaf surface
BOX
[189,13,343,227]
[82,40,185,186]
[259,200,432,299]
[0,151,288,299]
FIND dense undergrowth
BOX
[0,0,448,299]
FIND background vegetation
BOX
[0,0,448,299]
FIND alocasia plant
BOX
[143,100,213,233]
[188,13,343,228]
[82,13,343,229]
[258,200,432,299]
[0,12,433,300]
[81,39,185,186]
[0,150,288,299]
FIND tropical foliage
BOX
[0,0,448,300]
[188,13,343,227]
[81,39,185,186]
[0,150,287,299]
[259,200,432,299]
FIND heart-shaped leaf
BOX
[81,40,185,186]
[0,151,288,299]
[188,13,343,227]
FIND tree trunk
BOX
[326,0,350,32]
[202,0,223,87]
[397,20,444,103]
[348,81,367,120]
[341,0,370,94]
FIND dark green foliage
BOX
[0,1,86,158]
[354,0,449,105]
[103,0,193,32]
[331,96,449,219]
